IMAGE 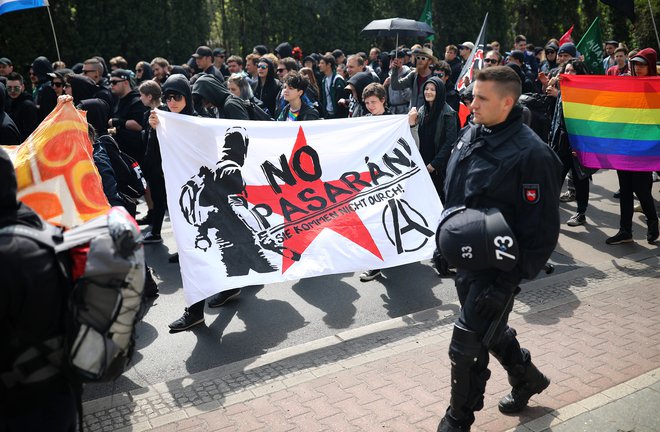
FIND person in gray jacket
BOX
[389,46,435,110]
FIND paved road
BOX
[84,169,658,401]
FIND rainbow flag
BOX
[561,75,660,171]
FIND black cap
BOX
[110,69,132,81]
[212,47,226,57]
[436,207,519,272]
[508,50,525,63]
[0,57,11,66]
[192,45,213,58]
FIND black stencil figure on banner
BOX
[179,126,297,276]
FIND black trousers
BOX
[145,168,167,237]
[447,271,529,424]
[560,154,590,214]
[616,170,658,232]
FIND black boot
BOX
[647,218,659,244]
[498,362,550,414]
[437,414,471,432]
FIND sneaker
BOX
[142,233,162,244]
[359,269,382,282]
[647,219,659,244]
[136,213,153,226]
[207,288,241,308]
[613,190,621,199]
[605,230,633,245]
[168,308,204,332]
[559,190,576,202]
[566,212,586,227]
[168,252,179,263]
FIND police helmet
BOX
[435,206,519,271]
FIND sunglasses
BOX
[258,64,268,69]
[545,50,556,54]
[136,68,143,72]
[164,94,184,102]
[276,68,286,73]
[215,55,225,58]
[52,81,64,87]
[110,79,126,86]
[6,85,21,92]
[416,56,429,61]
[483,58,498,64]
[434,72,445,77]
[82,70,96,74]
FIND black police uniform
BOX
[440,105,562,429]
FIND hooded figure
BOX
[192,74,248,120]
[136,62,153,83]
[161,74,195,116]
[254,57,279,116]
[346,71,376,118]
[31,56,57,121]
[69,74,99,105]
[0,83,21,145]
[170,65,191,80]
[78,98,110,136]
[412,76,459,202]
[630,48,658,76]
[275,42,293,59]
[0,146,79,427]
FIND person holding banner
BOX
[437,66,561,432]
[607,48,659,245]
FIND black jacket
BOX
[6,91,39,141]
[444,106,562,287]
[276,102,320,121]
[31,56,57,121]
[113,89,148,163]
[253,58,280,116]
[0,83,21,145]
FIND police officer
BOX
[436,66,562,432]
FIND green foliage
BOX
[1,0,658,75]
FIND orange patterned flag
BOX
[5,97,110,227]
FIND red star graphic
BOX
[245,126,383,273]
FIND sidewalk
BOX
[82,247,659,432]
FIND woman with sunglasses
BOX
[253,58,279,116]
[134,61,153,84]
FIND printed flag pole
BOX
[419,0,434,42]
[456,12,488,92]
[45,2,61,61]
[576,17,604,74]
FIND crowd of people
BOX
[1,33,659,432]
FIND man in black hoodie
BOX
[192,74,249,120]
[109,69,148,164]
[0,82,21,145]
[30,56,57,122]
[5,73,40,141]
[0,147,79,431]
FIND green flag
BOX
[576,17,605,74]
[419,0,434,42]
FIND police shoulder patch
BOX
[522,184,540,204]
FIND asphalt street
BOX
[84,169,656,402]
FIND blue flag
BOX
[0,0,48,15]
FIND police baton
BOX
[482,293,515,349]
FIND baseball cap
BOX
[605,40,619,46]
[557,43,577,57]
[436,207,519,272]
[192,46,213,58]
[459,42,475,50]
[0,57,12,66]
[629,55,648,64]
[508,50,525,63]
[110,69,132,81]
[212,48,226,57]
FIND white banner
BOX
[157,112,443,305]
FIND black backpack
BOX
[243,99,274,121]
[98,135,146,199]
[518,93,553,143]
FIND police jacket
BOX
[444,105,562,288]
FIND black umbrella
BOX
[361,17,435,52]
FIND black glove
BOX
[474,285,509,320]
[433,249,455,277]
